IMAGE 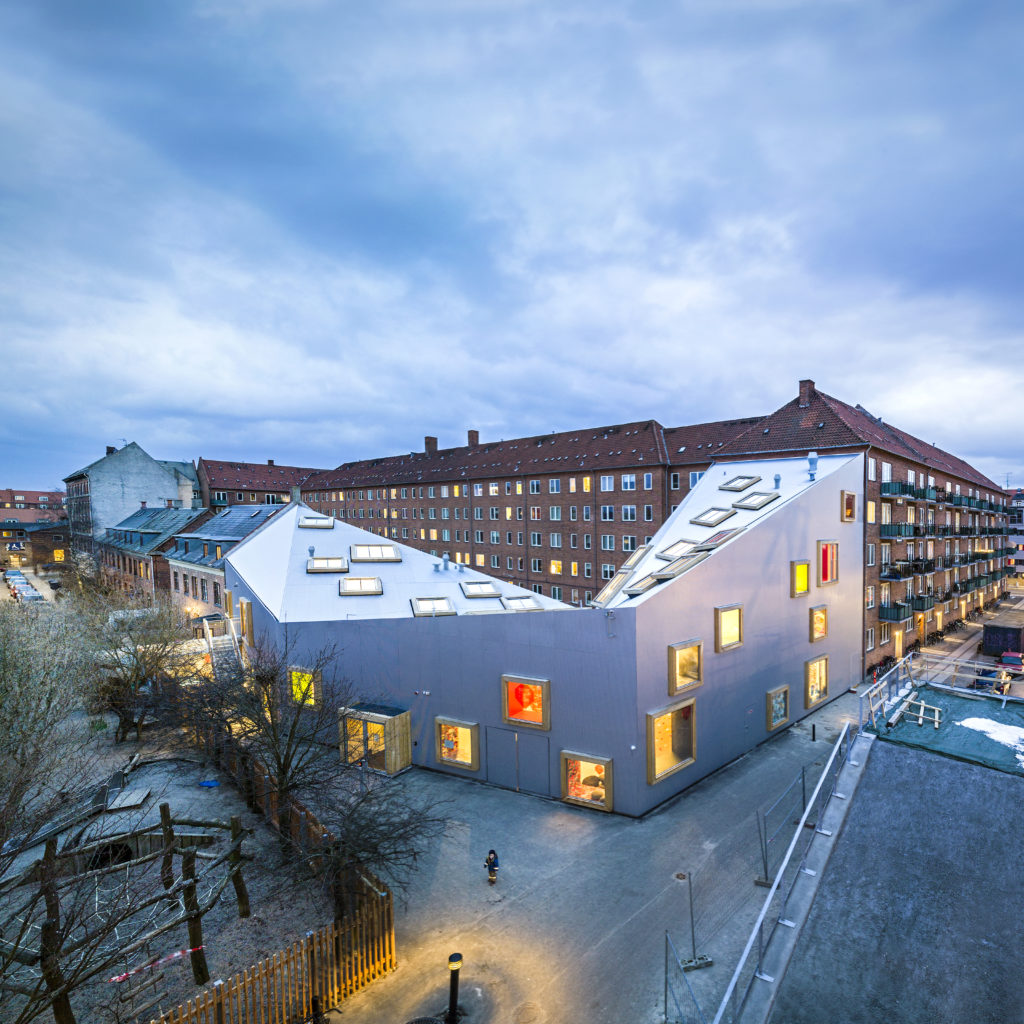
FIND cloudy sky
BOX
[3,0,1022,491]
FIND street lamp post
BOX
[445,953,462,1024]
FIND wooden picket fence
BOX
[149,900,396,1024]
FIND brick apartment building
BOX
[299,417,764,604]
[195,458,322,508]
[0,488,66,516]
[715,380,1011,669]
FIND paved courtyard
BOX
[329,690,861,1024]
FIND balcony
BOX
[917,487,938,502]
[910,595,935,612]
[880,523,914,538]
[880,562,914,581]
[909,558,936,574]
[879,602,912,622]
[880,481,914,497]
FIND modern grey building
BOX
[223,452,863,816]
[64,443,200,555]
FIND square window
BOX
[791,560,810,597]
[841,491,857,522]
[805,656,828,708]
[668,640,702,694]
[290,668,320,706]
[690,507,737,528]
[435,718,479,770]
[647,699,695,782]
[561,751,612,811]
[766,686,789,731]
[810,605,828,642]
[818,540,839,585]
[719,475,761,492]
[502,675,550,729]
[715,605,743,651]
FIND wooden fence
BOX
[150,901,396,1024]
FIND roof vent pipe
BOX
[774,474,781,490]
[458,561,465,572]
[433,562,440,572]
[808,451,818,481]
[442,552,450,571]
[308,546,315,558]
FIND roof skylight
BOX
[350,543,401,562]
[339,576,383,595]
[657,538,699,561]
[501,595,542,612]
[460,581,501,599]
[623,574,662,597]
[652,552,709,580]
[694,528,742,550]
[690,507,737,528]
[731,491,780,511]
[299,516,334,529]
[592,570,631,606]
[307,556,349,574]
[719,475,761,492]
[620,546,648,571]
[411,596,456,617]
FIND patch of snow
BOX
[956,717,1024,767]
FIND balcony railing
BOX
[880,481,914,497]
[880,562,913,580]
[880,523,914,538]
[879,602,912,622]
[910,595,935,611]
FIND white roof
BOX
[599,454,858,609]
[225,503,568,622]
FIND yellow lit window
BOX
[791,560,810,597]
[550,559,562,574]
[290,668,318,705]
[582,476,592,493]
[647,699,695,782]
[805,656,828,708]
[810,605,828,642]
[570,561,578,576]
[561,751,612,811]
[569,478,577,493]
[668,640,702,694]
[715,605,743,651]
[516,481,523,495]
[841,491,856,522]
[453,485,460,497]
[475,553,485,566]
[506,507,513,519]
[430,529,438,540]
[435,718,479,770]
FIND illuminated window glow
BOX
[690,507,737,528]
[805,656,828,708]
[715,605,743,651]
[435,718,479,770]
[562,752,612,810]
[791,560,810,597]
[339,576,383,595]
[668,640,702,694]
[810,605,828,642]
[818,541,839,585]
[647,699,695,782]
[502,675,550,729]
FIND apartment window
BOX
[549,479,561,494]
[866,500,876,525]
[583,534,592,549]
[569,506,578,521]
[715,605,743,651]
[530,532,542,546]
[584,563,592,578]
[667,640,702,695]
[531,557,543,572]
[880,623,891,646]
[200,579,208,602]
[530,507,542,520]
[622,536,637,552]
[643,473,653,490]
[810,605,828,642]
[805,656,828,708]
[290,668,320,706]
[622,474,636,491]
[867,457,876,482]
[647,699,696,783]
[488,482,499,496]
[670,472,681,490]
[474,508,482,520]
[583,507,592,522]
[502,675,550,729]
[601,505,615,521]
[561,751,612,811]
[428,509,436,520]
[551,585,563,600]
[582,476,592,493]
[570,562,578,576]
[622,505,636,521]
[865,586,875,610]
[866,627,876,652]
[530,480,541,494]
[644,505,654,521]
[549,506,562,521]
[841,492,857,522]
[601,535,615,550]
[490,531,500,544]
[600,475,614,492]
[473,483,483,497]
[237,492,244,501]
[506,481,512,494]
[491,555,500,568]
[689,471,704,488]
[489,507,499,520]
[428,486,435,497]
[182,575,189,595]
[436,718,479,770]
[550,532,562,547]
[213,582,221,606]
[881,462,892,483]
[601,563,615,580]
[550,559,562,575]
[172,571,180,592]
[818,541,839,585]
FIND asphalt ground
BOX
[327,689,863,1024]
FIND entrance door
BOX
[485,727,550,795]
[894,629,904,660]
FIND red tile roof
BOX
[197,459,322,490]
[0,507,66,524]
[719,382,1003,492]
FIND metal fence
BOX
[665,932,709,1024]
[711,722,856,1024]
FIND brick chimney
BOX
[425,436,438,455]
[267,459,275,466]
[106,445,116,455]
[467,429,479,448]
[798,379,815,408]
[140,500,147,509]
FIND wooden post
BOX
[159,802,176,901]
[182,849,211,985]
[230,816,251,918]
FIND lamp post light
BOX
[445,953,463,1024]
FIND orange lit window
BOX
[502,675,550,729]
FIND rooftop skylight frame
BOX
[719,475,762,492]
[411,596,456,617]
[689,507,737,528]
[460,580,502,599]
[592,570,631,606]
[651,551,709,580]
[338,576,383,596]
[656,538,699,561]
[694,527,742,551]
[620,545,648,571]
[299,516,334,529]
[623,574,663,597]
[731,491,781,511]
[350,543,402,562]
[501,595,542,612]
[307,556,349,574]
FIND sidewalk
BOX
[325,688,862,1024]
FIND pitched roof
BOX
[0,489,65,505]
[0,507,66,524]
[166,505,285,569]
[102,507,209,555]
[302,417,764,491]
[718,381,1002,492]
[198,459,321,491]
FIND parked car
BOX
[999,652,1024,676]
